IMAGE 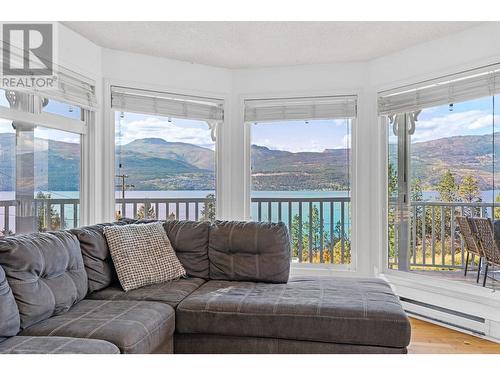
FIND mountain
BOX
[119,138,215,171]
[389,133,499,190]
[1,132,499,192]
[251,145,350,191]
[0,133,80,191]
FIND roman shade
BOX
[378,64,500,115]
[111,86,224,122]
[244,95,357,123]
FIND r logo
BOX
[2,23,53,76]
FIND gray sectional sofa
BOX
[0,220,411,354]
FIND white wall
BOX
[369,22,500,91]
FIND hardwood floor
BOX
[408,318,500,354]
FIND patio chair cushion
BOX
[208,220,291,283]
[0,231,88,330]
[87,277,205,308]
[20,299,175,354]
[0,336,120,354]
[176,277,411,349]
[163,220,210,279]
[0,266,20,342]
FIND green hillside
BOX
[1,132,499,192]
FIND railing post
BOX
[298,202,303,263]
[319,202,324,263]
[308,202,313,263]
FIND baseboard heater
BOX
[400,297,486,336]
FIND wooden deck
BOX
[409,318,500,354]
[411,268,500,289]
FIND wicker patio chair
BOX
[456,216,483,283]
[471,217,500,287]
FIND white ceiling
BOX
[63,22,483,69]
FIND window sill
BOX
[290,262,355,277]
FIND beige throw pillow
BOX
[103,222,186,292]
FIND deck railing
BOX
[0,199,80,235]
[3,197,497,269]
[115,197,213,222]
[389,201,500,270]
[251,197,351,264]
[0,196,352,265]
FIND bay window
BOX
[110,86,223,221]
[245,96,356,266]
[0,70,96,235]
[381,66,500,288]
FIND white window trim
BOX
[0,99,90,228]
[0,107,86,135]
[102,79,228,222]
[242,92,359,273]
[376,64,500,342]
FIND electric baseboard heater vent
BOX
[400,297,486,336]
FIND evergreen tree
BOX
[290,205,330,263]
[136,203,156,220]
[437,170,457,202]
[458,174,481,203]
[388,163,397,197]
[495,193,500,219]
[387,162,398,263]
[201,194,216,222]
[411,178,423,202]
[36,191,61,231]
[458,174,481,217]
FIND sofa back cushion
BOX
[70,223,119,293]
[0,231,88,329]
[0,266,20,342]
[163,220,210,279]
[208,221,291,283]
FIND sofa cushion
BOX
[163,220,210,279]
[208,220,291,283]
[176,277,411,349]
[87,277,206,308]
[104,222,186,292]
[0,231,88,329]
[0,266,20,342]
[20,299,175,354]
[0,336,120,354]
[70,223,119,293]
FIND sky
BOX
[396,95,500,144]
[115,112,352,153]
[0,96,82,144]
[115,112,215,150]
[1,93,500,152]
[116,95,500,153]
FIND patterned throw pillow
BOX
[103,222,186,292]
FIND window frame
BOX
[103,80,226,222]
[0,93,90,231]
[242,93,359,273]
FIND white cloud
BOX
[412,110,500,143]
[116,117,213,147]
